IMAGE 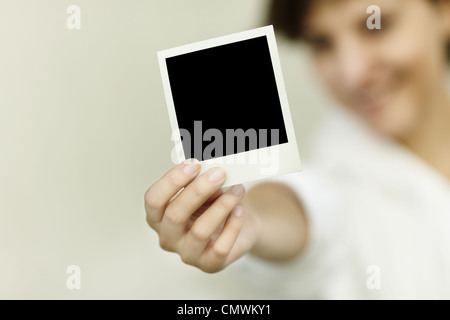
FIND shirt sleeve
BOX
[229,167,349,299]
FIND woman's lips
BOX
[355,87,392,118]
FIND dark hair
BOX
[267,0,450,60]
[267,0,312,40]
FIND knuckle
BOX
[210,244,229,260]
[164,206,184,226]
[230,215,243,230]
[180,253,194,266]
[215,194,237,211]
[165,171,183,189]
[190,181,207,199]
[145,214,155,229]
[189,226,211,242]
[159,236,175,252]
[199,262,223,274]
[144,189,162,210]
[226,219,243,236]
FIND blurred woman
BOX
[145,0,450,299]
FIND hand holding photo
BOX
[158,25,301,187]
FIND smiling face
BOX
[303,0,450,138]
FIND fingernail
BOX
[231,184,244,197]
[208,167,226,182]
[183,159,199,175]
[232,206,243,217]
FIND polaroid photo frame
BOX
[158,25,301,187]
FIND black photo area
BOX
[166,36,288,161]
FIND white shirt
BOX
[232,108,450,299]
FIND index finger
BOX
[145,159,201,228]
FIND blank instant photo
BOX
[158,25,301,187]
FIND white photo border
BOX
[158,25,301,187]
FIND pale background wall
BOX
[0,0,330,299]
